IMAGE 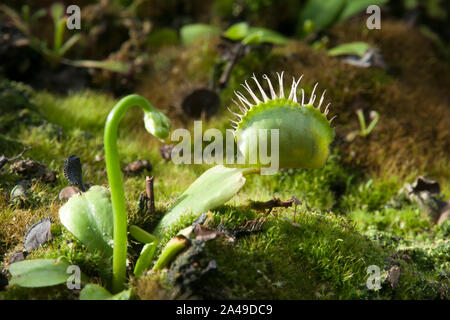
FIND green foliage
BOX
[180,24,221,45]
[179,22,289,46]
[223,22,289,45]
[203,209,388,299]
[9,257,87,288]
[346,109,380,141]
[1,85,447,299]
[59,186,114,258]
[0,4,129,72]
[297,0,388,37]
[134,242,157,277]
[129,225,157,244]
[338,0,388,22]
[223,22,250,41]
[328,42,370,57]
[80,284,131,300]
[298,0,346,37]
[33,90,116,133]
[349,206,431,239]
[153,165,254,238]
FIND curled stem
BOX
[104,94,170,293]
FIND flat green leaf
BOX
[153,236,188,270]
[134,242,157,277]
[8,258,85,288]
[224,23,289,45]
[338,0,388,22]
[59,186,114,257]
[243,27,289,45]
[80,284,112,300]
[80,284,131,300]
[153,165,255,238]
[298,0,346,36]
[328,42,370,57]
[129,225,157,244]
[223,22,250,41]
[180,24,221,45]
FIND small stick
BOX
[146,176,155,216]
[291,196,302,223]
[248,198,294,215]
[219,43,246,89]
[0,146,32,169]
[11,146,32,160]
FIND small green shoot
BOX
[346,109,380,141]
[80,284,131,300]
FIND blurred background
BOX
[1,0,449,177]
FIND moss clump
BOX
[201,209,387,299]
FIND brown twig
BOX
[0,146,32,169]
[218,43,247,89]
[248,198,294,215]
[146,176,155,216]
[11,146,32,160]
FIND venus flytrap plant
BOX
[153,72,336,238]
[6,73,336,298]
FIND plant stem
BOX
[152,236,189,271]
[104,94,162,293]
[356,109,367,135]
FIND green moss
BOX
[201,208,387,299]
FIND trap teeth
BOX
[64,155,86,191]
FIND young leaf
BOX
[129,225,157,244]
[338,0,388,22]
[328,42,370,58]
[223,22,250,41]
[242,27,289,45]
[152,236,188,270]
[180,24,221,45]
[59,186,114,257]
[134,242,157,277]
[153,165,255,238]
[8,258,85,288]
[298,0,346,36]
[224,23,289,45]
[80,284,131,300]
